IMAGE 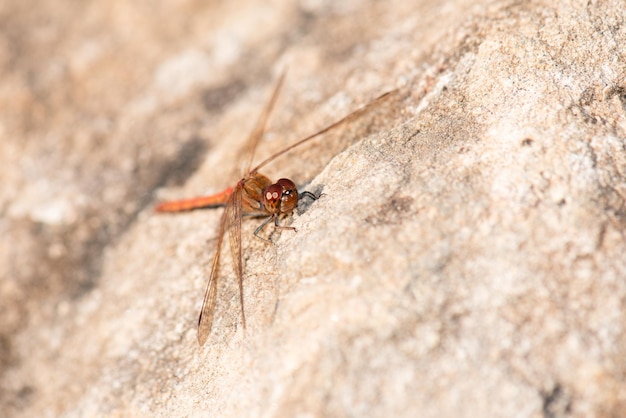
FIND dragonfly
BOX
[156,72,395,345]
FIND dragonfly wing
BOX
[252,89,398,173]
[243,71,286,173]
[197,196,231,346]
[228,183,246,332]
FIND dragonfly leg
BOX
[297,190,322,214]
[254,216,275,243]
[300,191,318,201]
[255,213,299,243]
[274,215,297,233]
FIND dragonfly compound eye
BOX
[276,178,298,213]
[263,183,283,213]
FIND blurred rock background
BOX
[1,0,625,416]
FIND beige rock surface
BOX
[1,0,625,416]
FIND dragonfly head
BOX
[263,178,298,215]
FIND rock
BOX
[1,0,625,416]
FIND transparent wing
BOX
[228,182,246,332]
[197,192,233,346]
[251,89,398,173]
[196,73,286,345]
[243,71,287,173]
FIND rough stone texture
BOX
[1,0,625,417]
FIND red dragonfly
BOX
[156,73,394,345]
